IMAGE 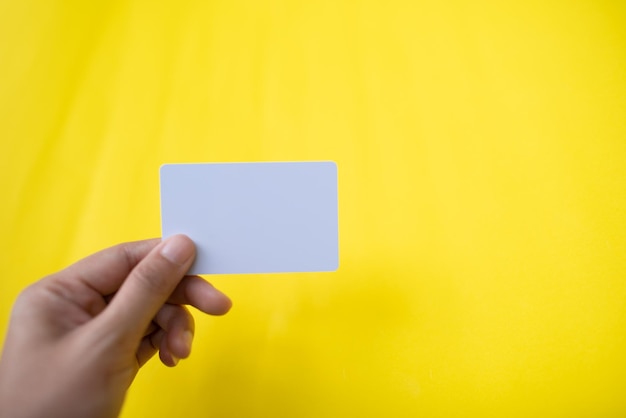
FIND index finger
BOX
[168,276,232,315]
[61,238,161,296]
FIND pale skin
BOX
[0,235,232,418]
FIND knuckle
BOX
[157,303,192,330]
[12,284,37,317]
[14,277,53,306]
[131,262,174,298]
[15,282,38,304]
[10,278,54,321]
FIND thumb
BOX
[100,234,196,340]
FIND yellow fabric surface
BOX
[1,1,626,416]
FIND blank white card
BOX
[160,162,339,274]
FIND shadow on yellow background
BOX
[1,1,626,417]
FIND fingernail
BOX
[171,356,179,366]
[160,235,194,265]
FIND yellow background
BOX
[1,1,626,416]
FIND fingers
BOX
[136,329,164,368]
[132,277,231,368]
[156,304,195,366]
[59,236,232,318]
[100,235,195,341]
[63,238,161,296]
[67,235,232,371]
[168,276,232,315]
[136,303,195,367]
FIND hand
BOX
[0,235,231,418]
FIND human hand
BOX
[0,235,231,418]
